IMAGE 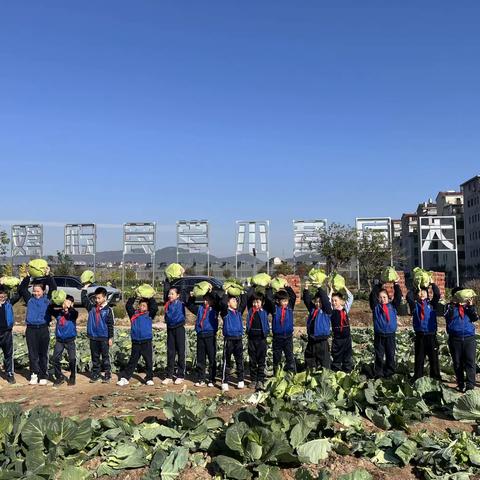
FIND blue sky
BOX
[1,1,479,256]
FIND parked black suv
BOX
[165,276,224,303]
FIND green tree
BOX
[0,230,10,256]
[273,262,293,276]
[222,269,232,279]
[357,231,392,289]
[50,251,75,275]
[311,223,358,274]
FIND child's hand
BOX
[45,266,51,276]
[108,339,113,347]
[304,281,310,290]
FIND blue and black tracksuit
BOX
[86,300,114,380]
[18,275,57,380]
[122,297,158,381]
[265,286,297,373]
[187,295,219,383]
[407,284,441,380]
[330,290,354,373]
[49,305,78,381]
[0,293,20,378]
[164,299,186,379]
[303,287,332,370]
[445,303,478,390]
[370,283,402,378]
[219,293,247,384]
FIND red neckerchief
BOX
[458,304,465,319]
[131,310,144,324]
[280,306,286,326]
[164,301,171,313]
[249,307,259,328]
[95,305,101,326]
[340,310,347,332]
[382,303,390,322]
[420,300,425,321]
[200,305,209,329]
[312,308,319,320]
[59,310,68,327]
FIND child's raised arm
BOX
[369,284,381,311]
[148,297,159,319]
[18,275,32,303]
[392,283,402,310]
[186,292,200,315]
[125,297,136,319]
[285,286,297,310]
[430,283,440,308]
[318,287,332,315]
[344,288,354,313]
[302,287,314,312]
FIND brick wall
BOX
[383,271,446,300]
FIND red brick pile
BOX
[285,274,302,304]
[383,271,446,300]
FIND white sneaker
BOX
[194,381,206,387]
[146,380,154,386]
[237,381,245,389]
[174,378,184,385]
[29,374,38,385]
[162,378,173,385]
[221,383,229,392]
[116,378,129,386]
[39,379,48,386]
[208,382,215,388]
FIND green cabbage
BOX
[381,267,399,283]
[223,280,245,297]
[0,276,20,288]
[192,281,212,298]
[51,289,67,306]
[329,273,346,293]
[80,270,95,285]
[165,263,185,281]
[453,288,477,303]
[271,277,288,292]
[136,284,156,299]
[28,259,48,278]
[251,273,271,287]
[412,268,433,289]
[308,268,327,287]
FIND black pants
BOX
[374,333,396,378]
[166,325,186,379]
[331,336,353,373]
[272,335,296,373]
[305,337,330,370]
[248,335,267,383]
[414,333,441,380]
[26,325,50,380]
[222,338,244,384]
[448,335,477,390]
[0,330,14,377]
[196,335,216,383]
[90,339,111,379]
[121,340,153,381]
[52,339,76,379]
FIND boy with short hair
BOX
[245,291,270,391]
[86,287,114,383]
[162,287,187,385]
[49,294,78,386]
[330,288,354,373]
[445,287,478,392]
[186,292,219,387]
[370,282,402,378]
[117,296,158,386]
[219,291,247,392]
[407,282,441,381]
[303,285,332,370]
[0,286,20,384]
[265,285,297,374]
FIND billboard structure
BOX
[122,222,156,293]
[235,220,269,277]
[418,215,459,286]
[64,224,96,271]
[176,220,210,275]
[292,219,327,264]
[355,217,392,289]
[11,224,43,259]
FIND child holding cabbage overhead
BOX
[18,259,57,385]
[445,287,478,392]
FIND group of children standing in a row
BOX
[0,273,477,392]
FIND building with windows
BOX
[461,175,480,277]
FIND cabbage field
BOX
[1,329,480,479]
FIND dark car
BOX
[166,276,224,304]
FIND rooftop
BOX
[460,175,480,187]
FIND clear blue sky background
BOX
[1,1,479,256]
